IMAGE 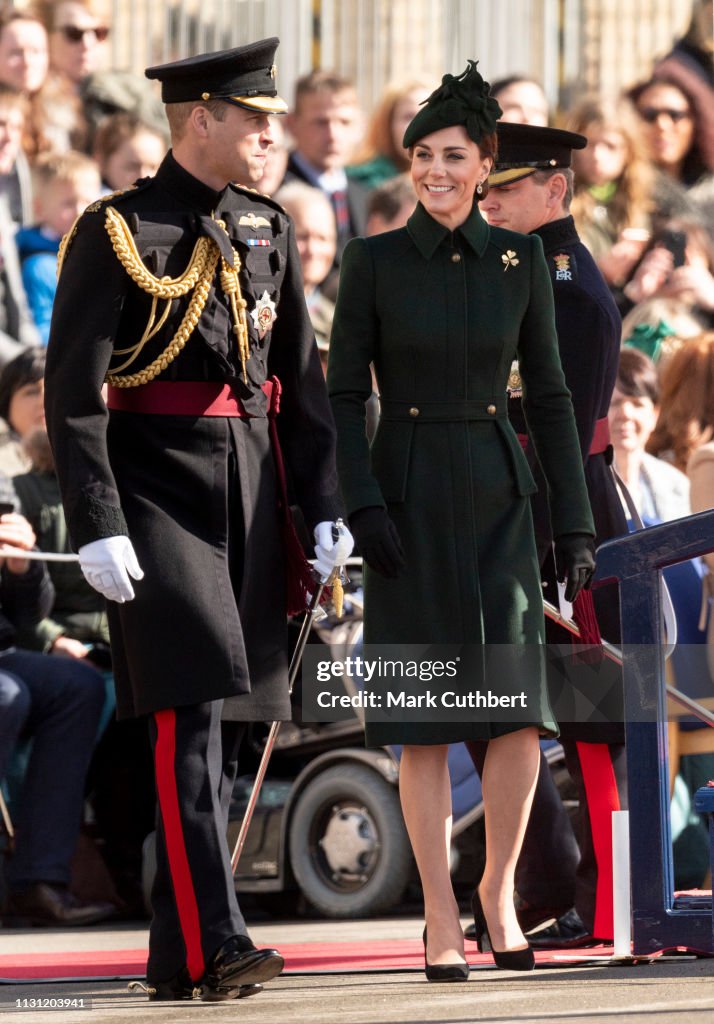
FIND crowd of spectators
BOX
[0,0,713,924]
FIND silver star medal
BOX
[250,290,277,339]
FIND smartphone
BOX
[659,228,687,268]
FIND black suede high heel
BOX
[422,927,470,982]
[470,890,535,971]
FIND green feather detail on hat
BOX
[403,60,502,148]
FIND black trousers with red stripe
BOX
[148,701,247,983]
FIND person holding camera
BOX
[621,218,714,326]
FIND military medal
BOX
[250,290,277,337]
[507,360,522,398]
[246,238,271,246]
[553,253,572,281]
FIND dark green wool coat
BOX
[327,203,595,745]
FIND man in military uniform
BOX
[44,39,352,1001]
[472,123,627,948]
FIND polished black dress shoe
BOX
[201,935,284,1001]
[422,928,470,982]
[526,908,600,949]
[142,966,262,1002]
[4,883,117,927]
[471,890,535,971]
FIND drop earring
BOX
[476,182,483,195]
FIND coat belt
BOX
[106,379,278,417]
[516,415,610,454]
[379,398,508,422]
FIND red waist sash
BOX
[106,379,277,417]
[516,415,610,454]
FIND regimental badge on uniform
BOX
[553,253,572,281]
[507,359,522,398]
[250,289,277,338]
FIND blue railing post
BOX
[595,509,714,954]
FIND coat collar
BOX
[407,201,490,260]
[532,214,579,251]
[155,150,230,213]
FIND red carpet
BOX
[0,941,624,983]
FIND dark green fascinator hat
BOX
[402,60,502,149]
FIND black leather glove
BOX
[349,506,405,579]
[554,533,596,603]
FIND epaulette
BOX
[57,180,154,278]
[229,180,286,214]
[84,177,154,214]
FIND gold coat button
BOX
[487,404,497,415]
[409,406,420,417]
[451,252,462,263]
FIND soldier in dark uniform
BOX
[473,123,627,948]
[44,39,352,1001]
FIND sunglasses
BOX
[638,106,692,125]
[58,25,110,43]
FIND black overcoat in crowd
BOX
[328,203,595,746]
[44,153,340,721]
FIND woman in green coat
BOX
[328,62,596,981]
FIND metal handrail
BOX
[543,599,714,729]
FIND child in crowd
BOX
[92,111,166,192]
[15,150,100,342]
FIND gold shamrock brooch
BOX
[502,250,519,271]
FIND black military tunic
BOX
[505,214,628,942]
[508,214,626,571]
[45,152,341,722]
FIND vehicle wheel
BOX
[288,763,411,918]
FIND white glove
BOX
[313,520,354,582]
[78,536,144,603]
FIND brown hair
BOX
[0,6,46,38]
[617,347,660,404]
[293,69,357,116]
[646,331,714,471]
[565,95,655,236]
[352,78,432,170]
[93,111,164,163]
[165,98,226,140]
[32,148,98,189]
[35,0,111,31]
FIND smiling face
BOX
[608,383,659,457]
[410,125,491,230]
[0,19,49,94]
